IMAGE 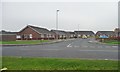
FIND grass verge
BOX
[104,40,120,45]
[0,40,49,44]
[2,57,118,70]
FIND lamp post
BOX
[56,9,59,30]
[56,9,59,39]
[78,24,79,31]
[78,24,79,38]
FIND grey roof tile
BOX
[96,31,115,35]
[74,31,94,35]
[28,25,53,35]
[51,30,67,35]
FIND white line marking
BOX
[67,44,72,47]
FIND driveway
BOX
[2,38,118,60]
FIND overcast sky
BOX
[1,1,118,33]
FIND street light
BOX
[56,9,59,30]
[78,24,79,31]
[78,24,79,38]
[56,9,59,39]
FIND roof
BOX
[96,31,115,35]
[28,25,51,34]
[20,25,54,35]
[0,30,17,35]
[65,32,75,36]
[51,30,67,35]
[74,31,94,35]
[66,32,75,34]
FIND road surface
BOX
[2,38,118,60]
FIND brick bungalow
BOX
[0,30,16,41]
[17,25,55,40]
[74,31,95,38]
[95,31,115,37]
[66,32,76,38]
[95,31,116,41]
[51,30,67,39]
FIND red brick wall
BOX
[0,35,16,41]
[18,26,41,40]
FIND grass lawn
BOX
[104,40,120,45]
[0,40,49,44]
[2,57,118,70]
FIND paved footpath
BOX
[2,38,118,60]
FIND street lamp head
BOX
[57,9,59,12]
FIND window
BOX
[29,34,32,38]
[71,35,73,37]
[60,35,62,38]
[78,35,81,37]
[41,34,44,38]
[16,35,21,39]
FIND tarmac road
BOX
[2,38,118,60]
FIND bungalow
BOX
[74,31,95,38]
[0,30,16,41]
[17,25,55,40]
[66,32,76,38]
[51,30,67,39]
[95,31,115,38]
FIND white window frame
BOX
[16,35,21,39]
[29,34,32,38]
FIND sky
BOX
[1,0,119,33]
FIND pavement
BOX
[1,38,118,60]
